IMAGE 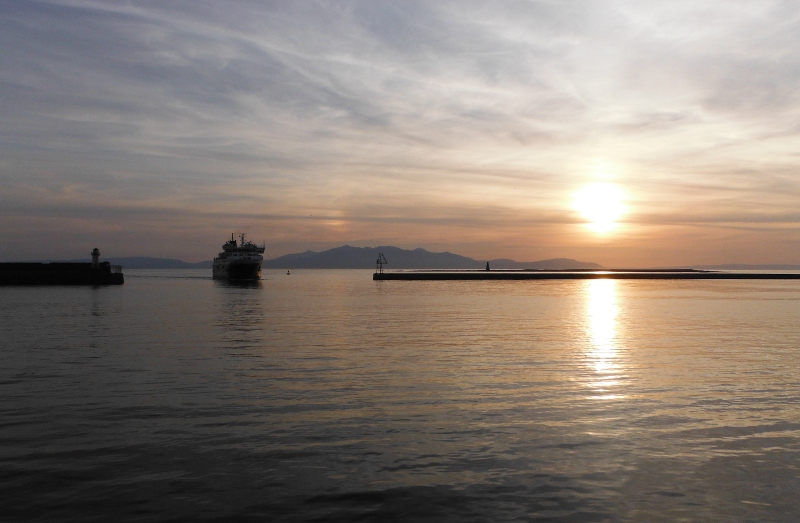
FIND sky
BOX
[2,0,800,266]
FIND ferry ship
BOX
[212,234,265,280]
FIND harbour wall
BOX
[0,262,124,286]
[373,271,800,281]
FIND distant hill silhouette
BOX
[37,257,212,269]
[104,257,212,269]
[487,258,603,270]
[31,252,800,271]
[261,245,602,270]
[45,255,800,271]
[262,246,478,269]
[685,264,800,270]
[36,247,601,270]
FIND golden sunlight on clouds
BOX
[4,2,800,265]
[573,183,627,234]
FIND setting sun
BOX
[574,183,626,233]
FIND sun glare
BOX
[573,183,626,233]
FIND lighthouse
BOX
[91,248,100,269]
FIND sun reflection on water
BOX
[585,279,624,398]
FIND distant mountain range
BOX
[31,249,800,271]
[260,245,602,270]
[684,264,800,270]
[34,257,212,269]
[38,246,602,270]
[103,257,213,269]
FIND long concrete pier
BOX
[373,270,800,280]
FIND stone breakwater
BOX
[373,270,800,280]
[0,262,124,285]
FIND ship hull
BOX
[212,259,262,280]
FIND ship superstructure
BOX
[212,233,265,280]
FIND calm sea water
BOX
[1,269,799,522]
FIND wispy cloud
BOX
[2,0,800,264]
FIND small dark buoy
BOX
[486,262,490,271]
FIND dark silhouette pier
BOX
[373,269,800,281]
[0,248,124,286]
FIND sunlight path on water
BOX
[1,270,800,521]
[586,279,625,399]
